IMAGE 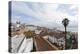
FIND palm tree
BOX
[62,18,69,49]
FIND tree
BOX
[23,30,34,38]
[62,18,69,49]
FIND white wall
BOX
[11,35,33,53]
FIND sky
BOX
[11,1,78,32]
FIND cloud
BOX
[11,1,78,32]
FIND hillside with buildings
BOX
[9,21,78,53]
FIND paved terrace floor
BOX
[33,36,59,51]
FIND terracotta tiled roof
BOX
[48,32,65,39]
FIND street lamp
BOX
[62,18,69,49]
